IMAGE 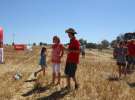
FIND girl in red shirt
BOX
[51,36,64,85]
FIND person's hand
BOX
[58,55,61,59]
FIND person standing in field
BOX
[34,47,47,77]
[51,36,64,85]
[113,44,119,59]
[115,41,128,78]
[64,28,80,89]
[80,44,86,58]
[127,39,135,71]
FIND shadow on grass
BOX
[36,87,70,100]
[22,85,50,97]
[107,76,120,81]
[60,75,67,79]
[127,82,135,88]
[24,79,37,82]
[126,70,134,75]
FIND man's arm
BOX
[68,49,80,53]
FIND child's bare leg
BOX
[35,69,43,77]
[42,67,45,76]
[124,68,127,76]
[132,64,134,70]
[52,73,55,84]
[119,65,122,78]
[124,65,127,76]
[127,64,130,71]
[56,73,61,85]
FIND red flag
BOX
[0,27,3,42]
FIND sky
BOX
[0,0,135,44]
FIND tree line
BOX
[7,32,134,49]
[79,32,135,49]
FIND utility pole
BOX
[12,33,15,45]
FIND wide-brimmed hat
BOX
[65,28,77,34]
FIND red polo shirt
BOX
[127,41,135,56]
[66,37,80,64]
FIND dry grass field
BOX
[1,46,135,100]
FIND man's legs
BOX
[72,76,79,89]
[65,63,70,88]
[72,63,79,89]
[66,76,71,88]
[65,63,78,89]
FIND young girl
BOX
[51,36,64,85]
[115,41,127,78]
[34,47,47,77]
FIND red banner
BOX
[0,27,3,63]
[14,44,26,50]
[0,27,3,42]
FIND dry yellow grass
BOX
[0,46,135,100]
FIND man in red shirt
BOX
[127,39,135,70]
[64,28,80,90]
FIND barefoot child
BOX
[34,47,47,77]
[51,36,64,85]
[115,41,127,78]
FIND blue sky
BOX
[0,0,135,44]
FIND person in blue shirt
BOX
[34,47,47,77]
[115,41,127,78]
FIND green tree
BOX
[116,34,124,42]
[110,40,117,48]
[101,40,110,49]
[33,43,36,46]
[39,42,43,46]
[86,43,97,49]
[79,38,87,45]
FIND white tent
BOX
[27,45,33,51]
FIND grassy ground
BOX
[1,46,135,100]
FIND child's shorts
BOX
[52,64,60,74]
[117,62,126,66]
